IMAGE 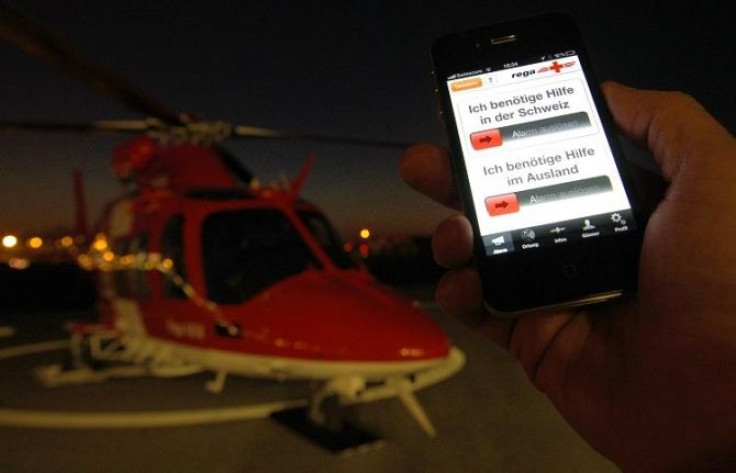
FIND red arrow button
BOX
[470,129,502,150]
[485,193,519,216]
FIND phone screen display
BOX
[444,51,637,256]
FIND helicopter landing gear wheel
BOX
[270,377,383,454]
[307,375,368,431]
[307,394,343,432]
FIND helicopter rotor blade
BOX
[0,1,255,184]
[0,119,153,134]
[0,1,183,126]
[0,118,256,182]
[232,125,411,150]
[0,1,402,185]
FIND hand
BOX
[400,82,736,472]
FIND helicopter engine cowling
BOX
[112,136,158,180]
[112,139,238,191]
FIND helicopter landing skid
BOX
[34,325,203,388]
[271,365,450,452]
[31,324,465,440]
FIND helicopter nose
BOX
[261,271,451,362]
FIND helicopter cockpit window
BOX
[202,209,319,304]
[161,215,187,299]
[298,211,358,270]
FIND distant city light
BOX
[8,258,30,270]
[358,243,370,258]
[77,254,93,269]
[0,325,17,338]
[2,235,18,249]
[28,237,43,249]
[120,255,135,266]
[92,234,108,251]
[359,228,371,239]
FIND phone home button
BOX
[562,263,579,279]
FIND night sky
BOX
[0,0,733,237]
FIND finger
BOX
[601,81,736,185]
[435,267,516,349]
[432,214,473,269]
[435,267,581,358]
[474,318,516,352]
[534,306,618,398]
[436,267,486,326]
[436,266,586,376]
[508,310,576,383]
[624,161,667,218]
[399,143,460,209]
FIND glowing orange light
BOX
[28,237,43,249]
[92,233,108,251]
[120,255,135,266]
[359,228,371,239]
[102,251,115,262]
[2,235,18,249]
[60,236,74,247]
[77,254,94,269]
[161,258,174,270]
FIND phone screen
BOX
[444,51,637,256]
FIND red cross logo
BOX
[549,61,563,73]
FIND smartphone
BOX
[432,13,643,315]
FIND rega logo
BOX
[511,69,535,78]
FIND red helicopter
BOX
[0,3,464,436]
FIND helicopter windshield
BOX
[298,211,358,270]
[202,209,320,304]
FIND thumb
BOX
[601,81,736,194]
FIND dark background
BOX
[0,4,733,471]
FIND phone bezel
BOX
[432,13,644,313]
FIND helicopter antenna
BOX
[289,154,317,198]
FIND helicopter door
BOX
[160,215,188,300]
[149,214,208,342]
